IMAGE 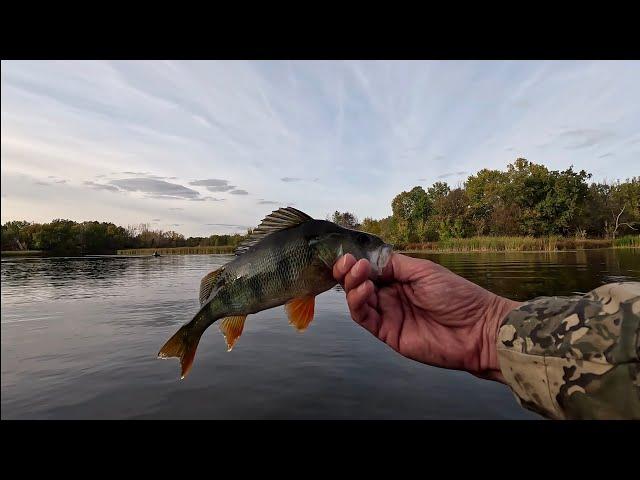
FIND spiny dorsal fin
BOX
[235,207,313,256]
[199,267,224,305]
[285,296,316,332]
[218,315,247,351]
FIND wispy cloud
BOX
[189,196,225,202]
[2,60,639,236]
[35,181,49,186]
[189,179,237,192]
[230,189,248,195]
[109,178,201,200]
[556,129,616,149]
[281,177,320,183]
[436,171,468,179]
[206,223,250,229]
[83,181,119,192]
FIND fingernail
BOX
[352,261,360,276]
[342,255,348,269]
[358,281,369,294]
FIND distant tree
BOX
[330,211,360,229]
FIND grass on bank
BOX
[1,250,44,257]
[117,246,236,255]
[398,235,639,253]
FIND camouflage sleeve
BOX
[496,282,640,420]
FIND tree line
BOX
[2,159,638,255]
[1,220,245,255]
[331,158,638,245]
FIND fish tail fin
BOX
[157,318,208,380]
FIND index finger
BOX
[333,253,357,284]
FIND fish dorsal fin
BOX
[235,207,313,256]
[218,315,247,351]
[285,296,316,332]
[199,267,224,305]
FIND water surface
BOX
[2,248,638,419]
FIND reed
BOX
[1,250,44,257]
[399,236,620,253]
[117,246,235,255]
[613,235,640,248]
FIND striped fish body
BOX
[158,207,392,379]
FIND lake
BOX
[2,248,638,419]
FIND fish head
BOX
[310,224,393,278]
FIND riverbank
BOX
[4,235,638,257]
[398,236,639,253]
[0,250,44,257]
[116,246,235,255]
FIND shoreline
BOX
[3,245,638,258]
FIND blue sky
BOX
[1,60,639,237]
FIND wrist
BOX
[478,295,523,383]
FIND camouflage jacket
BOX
[497,282,640,420]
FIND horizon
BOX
[2,61,639,237]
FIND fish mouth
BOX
[369,244,393,276]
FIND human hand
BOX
[333,253,522,382]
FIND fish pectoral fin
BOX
[199,267,224,306]
[285,296,316,332]
[219,315,247,351]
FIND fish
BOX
[157,207,393,379]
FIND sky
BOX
[1,60,639,237]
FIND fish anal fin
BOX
[219,315,247,351]
[199,267,224,305]
[285,296,316,332]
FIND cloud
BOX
[189,196,226,202]
[170,224,181,227]
[257,200,281,205]
[55,179,67,184]
[230,189,248,195]
[83,181,120,192]
[119,171,175,180]
[189,178,236,192]
[35,181,49,186]
[280,177,320,183]
[598,152,614,158]
[109,178,201,199]
[206,223,250,229]
[436,171,468,179]
[504,146,515,151]
[556,129,615,149]
[151,218,161,222]
[168,207,183,211]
